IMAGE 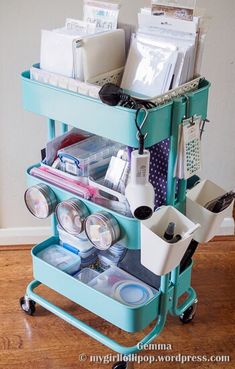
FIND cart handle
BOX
[26,280,168,355]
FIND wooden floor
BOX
[0,237,234,369]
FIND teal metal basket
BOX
[21,69,210,355]
[21,70,210,148]
[32,236,193,333]
[27,164,141,250]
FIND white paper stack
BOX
[121,10,200,97]
[121,34,178,97]
[40,20,126,82]
[40,19,96,80]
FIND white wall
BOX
[0,0,234,242]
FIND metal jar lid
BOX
[24,184,58,219]
[85,211,121,251]
[55,198,90,236]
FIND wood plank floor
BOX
[0,237,234,369]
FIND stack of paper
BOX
[121,9,200,97]
[121,34,178,97]
[40,19,97,80]
[40,20,126,83]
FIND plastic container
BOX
[98,251,122,270]
[27,165,140,250]
[30,166,95,200]
[58,226,98,265]
[98,244,126,270]
[88,266,157,307]
[41,161,88,183]
[58,226,94,253]
[98,253,116,270]
[186,180,234,243]
[36,244,81,275]
[80,251,98,268]
[74,268,100,284]
[109,244,126,257]
[141,206,200,276]
[62,241,97,258]
[58,136,122,177]
[32,236,193,332]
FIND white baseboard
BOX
[0,227,51,246]
[0,218,234,246]
[217,217,235,236]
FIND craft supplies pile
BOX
[32,0,206,100]
[24,0,235,308]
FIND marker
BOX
[164,222,176,241]
[169,234,182,244]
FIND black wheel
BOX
[112,362,128,369]
[179,300,198,324]
[19,296,36,316]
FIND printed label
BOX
[152,0,196,21]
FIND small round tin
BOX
[56,198,89,236]
[24,184,57,219]
[85,211,121,251]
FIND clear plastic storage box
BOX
[88,266,157,307]
[58,135,122,177]
[57,226,94,254]
[37,244,81,275]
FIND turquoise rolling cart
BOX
[20,69,210,356]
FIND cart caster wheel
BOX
[112,361,129,369]
[180,300,198,324]
[19,296,36,316]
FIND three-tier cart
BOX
[20,68,210,356]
